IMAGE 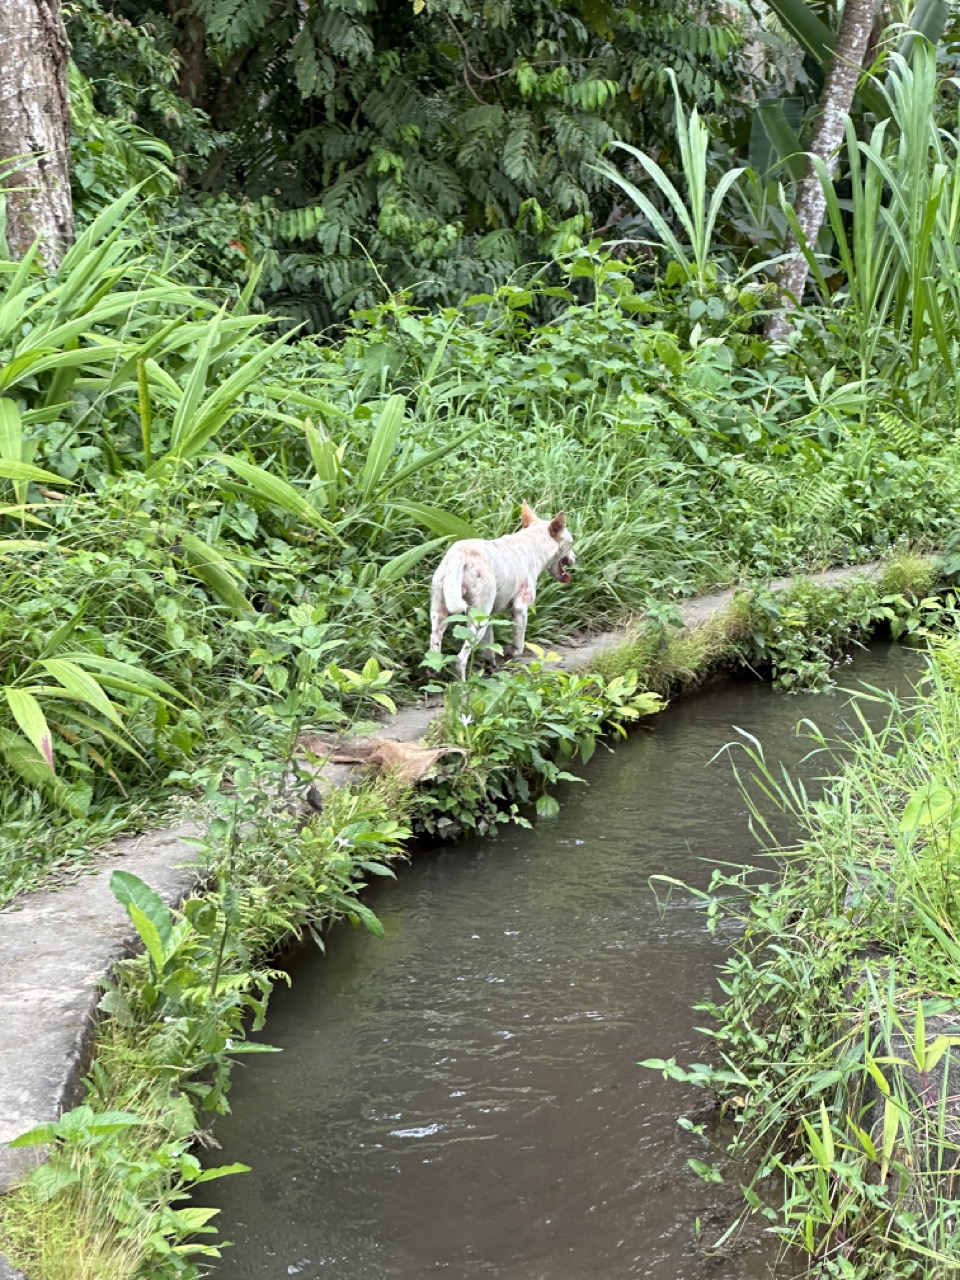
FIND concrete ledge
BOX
[0,822,204,1191]
[0,559,890,1230]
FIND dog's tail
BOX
[429,549,467,650]
[439,549,467,614]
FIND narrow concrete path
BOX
[0,561,884,1218]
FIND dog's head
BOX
[521,501,576,583]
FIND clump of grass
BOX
[588,594,754,691]
[878,548,942,599]
[0,1169,149,1280]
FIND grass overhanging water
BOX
[650,635,960,1277]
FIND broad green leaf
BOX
[377,535,450,583]
[168,307,223,450]
[0,397,25,506]
[216,454,340,537]
[188,1163,251,1185]
[40,658,125,727]
[4,687,54,771]
[110,870,173,952]
[57,652,185,702]
[0,725,86,813]
[31,1165,80,1203]
[0,458,70,484]
[763,0,832,62]
[536,794,561,819]
[128,902,166,975]
[7,1122,59,1148]
[178,531,254,616]
[0,538,47,552]
[901,782,955,830]
[255,384,344,417]
[388,500,481,539]
[170,1206,221,1231]
[360,394,406,499]
[924,1034,960,1073]
[757,101,806,181]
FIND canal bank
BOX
[0,553,947,1277]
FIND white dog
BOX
[429,501,576,679]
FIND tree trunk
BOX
[0,0,74,270]
[766,0,878,340]
[168,0,208,108]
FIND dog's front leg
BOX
[510,604,528,659]
[509,582,534,658]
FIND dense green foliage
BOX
[8,3,960,1275]
[68,0,766,324]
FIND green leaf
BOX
[110,870,173,954]
[216,454,340,538]
[377,535,450,583]
[923,1034,960,1073]
[388,501,481,540]
[56,652,185,702]
[168,307,223,451]
[31,1164,80,1202]
[756,101,806,181]
[7,1122,60,1148]
[536,794,560,819]
[0,458,70,484]
[188,1163,251,1185]
[128,902,166,975]
[40,658,125,727]
[763,0,833,62]
[178,531,254,616]
[0,396,26,506]
[901,782,955,830]
[0,725,86,812]
[360,395,406,499]
[4,687,55,771]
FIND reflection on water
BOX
[205,645,921,1279]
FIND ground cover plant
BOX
[648,632,960,1277]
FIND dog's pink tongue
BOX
[560,570,571,584]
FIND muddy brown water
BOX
[205,644,922,1279]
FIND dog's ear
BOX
[521,500,537,527]
[548,511,567,539]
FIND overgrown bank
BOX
[0,555,953,1280]
[650,633,960,1277]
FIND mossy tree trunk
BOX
[0,0,74,269]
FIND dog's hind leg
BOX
[455,617,486,680]
[428,587,448,654]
